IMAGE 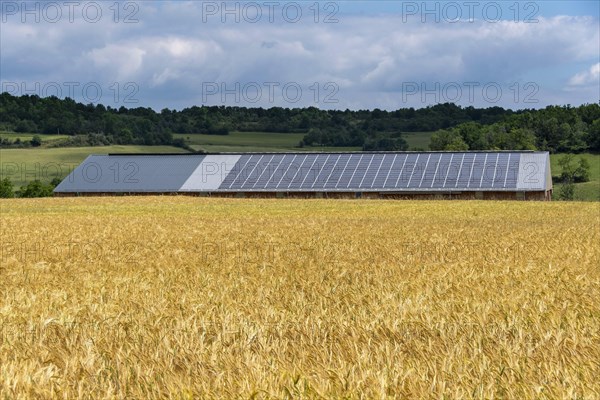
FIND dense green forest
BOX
[429,106,599,153]
[1,93,598,152]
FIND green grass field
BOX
[0,132,70,143]
[191,144,363,153]
[0,145,189,188]
[174,131,305,149]
[175,131,433,152]
[1,130,431,154]
[175,132,362,153]
[550,153,600,201]
[403,131,434,150]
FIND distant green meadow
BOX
[173,131,434,152]
[0,132,70,142]
[550,153,600,201]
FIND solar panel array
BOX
[219,153,522,191]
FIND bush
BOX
[0,178,14,198]
[557,154,591,184]
[18,180,54,198]
[50,177,63,187]
[559,182,575,201]
[574,158,591,183]
[430,129,469,151]
[30,135,42,147]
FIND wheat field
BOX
[1,197,599,399]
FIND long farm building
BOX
[54,151,553,200]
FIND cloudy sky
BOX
[1,1,598,110]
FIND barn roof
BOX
[54,151,552,193]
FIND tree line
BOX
[430,105,599,153]
[1,93,598,152]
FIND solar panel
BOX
[456,153,474,188]
[480,153,497,189]
[324,154,351,189]
[220,154,247,188]
[226,154,253,189]
[253,154,283,189]
[360,154,383,189]
[247,154,272,188]
[262,154,286,189]
[392,154,411,188]
[383,154,404,189]
[319,154,341,188]
[311,154,337,189]
[299,154,322,189]
[270,155,292,189]
[239,155,266,188]
[276,154,298,189]
[468,153,485,188]
[505,154,520,188]
[279,155,300,188]
[420,153,441,188]
[350,154,372,188]
[371,154,393,188]
[336,154,360,188]
[432,153,452,188]
[492,153,509,189]
[426,153,442,188]
[443,153,461,188]
[409,155,422,188]
[400,154,423,188]
[286,154,311,189]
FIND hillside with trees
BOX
[0,93,598,152]
[429,105,599,153]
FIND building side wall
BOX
[55,190,551,200]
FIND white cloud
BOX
[86,45,146,81]
[568,63,600,86]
